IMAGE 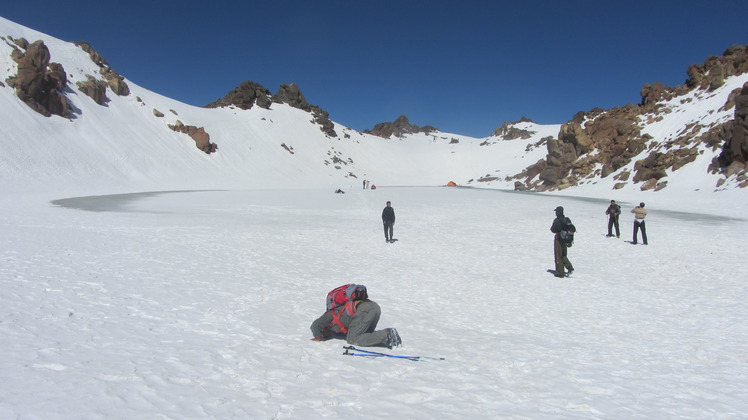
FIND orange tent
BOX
[446,181,457,187]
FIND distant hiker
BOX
[366,180,370,189]
[335,189,345,194]
[631,202,648,245]
[550,206,575,278]
[605,199,621,238]
[310,285,402,348]
[382,201,396,243]
[363,179,366,189]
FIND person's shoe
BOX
[616,235,620,238]
[386,328,402,348]
[567,269,574,276]
[555,273,565,278]
[606,234,613,237]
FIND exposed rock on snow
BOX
[365,115,438,139]
[7,39,69,117]
[168,121,218,154]
[205,80,272,110]
[75,41,130,97]
[514,45,748,192]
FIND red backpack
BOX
[326,284,368,334]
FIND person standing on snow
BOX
[310,298,402,348]
[605,199,621,238]
[550,206,574,278]
[381,201,396,243]
[631,202,648,245]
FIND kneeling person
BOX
[311,298,401,348]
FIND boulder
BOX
[168,123,218,154]
[13,40,69,117]
[76,76,109,105]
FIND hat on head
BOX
[554,206,564,212]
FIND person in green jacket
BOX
[310,299,402,348]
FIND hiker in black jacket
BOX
[381,201,396,243]
[605,199,621,238]
[550,206,574,278]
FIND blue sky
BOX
[2,1,746,137]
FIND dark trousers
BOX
[633,220,647,244]
[607,215,620,237]
[383,221,394,240]
[554,237,574,275]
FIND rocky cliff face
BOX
[513,45,748,192]
[5,38,69,117]
[365,115,438,138]
[715,82,748,184]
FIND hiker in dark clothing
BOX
[550,206,574,278]
[310,299,402,348]
[605,199,621,237]
[381,201,396,243]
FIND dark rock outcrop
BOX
[365,115,438,138]
[76,76,109,105]
[714,82,748,183]
[491,117,535,139]
[208,82,336,136]
[205,81,272,110]
[513,44,748,191]
[272,83,337,137]
[272,83,311,111]
[168,121,218,154]
[75,42,130,96]
[8,40,69,117]
[686,45,748,91]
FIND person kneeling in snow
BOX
[310,298,402,348]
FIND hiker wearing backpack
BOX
[605,199,621,238]
[550,206,575,278]
[381,201,396,243]
[310,284,402,348]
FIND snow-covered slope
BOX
[2,16,748,419]
[0,15,745,217]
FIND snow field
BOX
[1,187,746,418]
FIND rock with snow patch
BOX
[205,81,272,110]
[365,115,438,139]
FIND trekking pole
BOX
[343,346,445,361]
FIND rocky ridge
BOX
[364,115,438,139]
[207,81,337,137]
[511,45,748,192]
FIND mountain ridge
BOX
[0,15,746,203]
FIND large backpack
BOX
[559,217,576,247]
[325,284,368,334]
